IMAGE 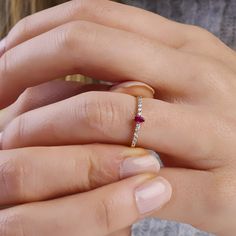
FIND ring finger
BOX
[1,92,225,170]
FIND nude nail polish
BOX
[120,154,160,179]
[0,38,6,58]
[135,177,172,214]
[110,81,155,95]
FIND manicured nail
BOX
[110,81,155,95]
[135,177,172,214]
[120,154,160,179]
[0,38,6,58]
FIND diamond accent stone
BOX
[131,96,144,148]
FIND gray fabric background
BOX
[119,0,236,235]
[122,0,236,48]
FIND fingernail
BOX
[0,38,6,58]
[120,154,160,179]
[135,177,172,214]
[110,81,155,95]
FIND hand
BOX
[0,83,160,236]
[1,0,236,235]
[0,144,172,236]
[1,0,235,108]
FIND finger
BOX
[0,144,160,205]
[151,168,216,233]
[4,0,236,72]
[0,174,172,236]
[1,92,221,170]
[6,0,192,51]
[0,80,108,130]
[108,228,131,236]
[0,20,200,108]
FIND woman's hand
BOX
[0,82,157,236]
[0,144,171,236]
[1,0,236,235]
[1,0,235,108]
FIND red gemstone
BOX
[135,115,145,123]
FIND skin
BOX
[0,0,236,235]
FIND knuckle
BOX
[57,20,97,58]
[0,158,26,202]
[198,60,231,93]
[16,89,36,111]
[14,115,27,144]
[188,25,223,45]
[70,0,106,19]
[54,23,76,53]
[9,16,32,42]
[71,146,120,190]
[71,152,93,190]
[0,211,26,236]
[3,115,27,149]
[95,198,115,233]
[191,26,214,39]
[69,0,89,16]
[85,149,115,188]
[76,92,122,137]
[0,52,11,88]
[192,25,209,35]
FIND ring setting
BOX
[131,96,145,147]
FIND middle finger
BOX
[0,20,201,108]
[7,0,190,50]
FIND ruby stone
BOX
[135,115,145,123]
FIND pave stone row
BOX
[131,96,144,148]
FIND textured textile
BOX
[132,218,213,236]
[118,0,236,235]
[121,0,236,48]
